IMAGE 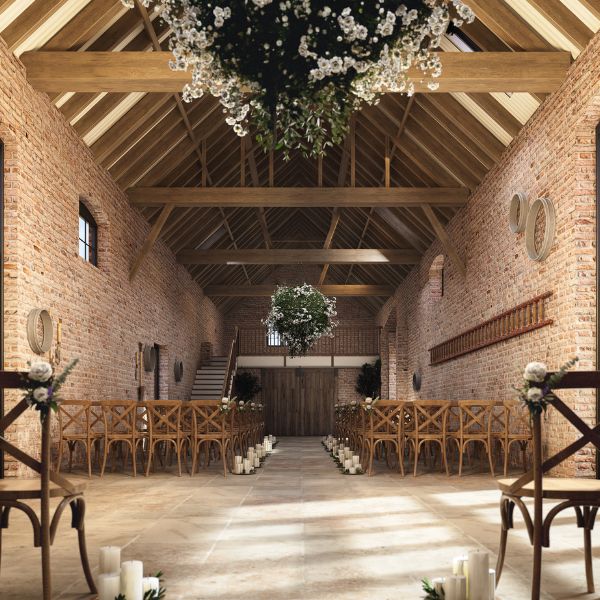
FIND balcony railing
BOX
[238,327,381,357]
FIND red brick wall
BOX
[0,39,224,476]
[379,32,600,477]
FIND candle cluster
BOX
[322,435,363,474]
[232,435,277,475]
[425,550,495,600]
[98,547,163,600]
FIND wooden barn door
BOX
[263,369,335,436]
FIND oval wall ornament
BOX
[509,192,528,233]
[412,371,422,393]
[27,308,54,354]
[525,197,556,261]
[174,359,184,382]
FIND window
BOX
[445,23,481,53]
[78,200,97,266]
[266,330,283,347]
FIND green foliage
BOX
[421,579,443,600]
[234,372,262,402]
[355,359,381,398]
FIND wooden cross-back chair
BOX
[493,400,533,476]
[189,400,231,477]
[145,400,183,477]
[496,372,600,600]
[405,400,451,476]
[362,400,405,476]
[0,372,96,600]
[448,400,496,476]
[99,400,147,477]
[56,400,103,478]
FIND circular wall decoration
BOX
[143,345,157,372]
[525,197,556,261]
[27,309,54,354]
[412,371,422,393]
[509,192,528,233]
[174,359,184,382]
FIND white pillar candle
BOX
[99,546,121,575]
[468,551,490,600]
[254,456,260,468]
[349,467,356,474]
[344,459,352,470]
[488,568,496,600]
[243,458,250,471]
[120,561,143,600]
[431,577,445,596]
[352,455,360,465]
[356,463,362,471]
[98,573,121,600]
[445,575,467,600]
[142,577,160,594]
[235,455,242,464]
[452,555,468,576]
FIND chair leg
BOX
[486,441,495,477]
[584,507,595,593]
[458,440,464,476]
[131,441,137,477]
[86,440,92,479]
[441,440,449,476]
[71,498,97,594]
[145,441,154,477]
[56,438,64,473]
[413,441,421,477]
[496,497,514,584]
[222,441,228,478]
[100,441,110,477]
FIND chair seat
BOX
[498,477,600,501]
[0,478,86,500]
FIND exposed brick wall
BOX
[379,32,600,477]
[0,39,224,476]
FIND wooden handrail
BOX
[221,327,239,399]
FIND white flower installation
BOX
[121,0,474,157]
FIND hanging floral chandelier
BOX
[124,0,474,157]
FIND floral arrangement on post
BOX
[515,358,578,417]
[363,396,380,412]
[263,284,337,357]
[220,396,237,413]
[21,359,79,421]
[120,0,474,158]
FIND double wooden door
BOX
[262,369,335,436]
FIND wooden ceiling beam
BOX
[128,187,469,208]
[318,208,341,285]
[21,51,572,93]
[204,284,395,297]
[421,204,466,277]
[177,248,421,265]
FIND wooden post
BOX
[41,413,52,600]
[531,410,543,600]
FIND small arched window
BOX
[78,200,98,266]
[429,255,445,301]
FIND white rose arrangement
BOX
[21,358,79,421]
[363,396,380,412]
[515,358,578,417]
[219,396,237,414]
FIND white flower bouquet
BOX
[21,359,79,421]
[219,396,237,414]
[515,358,578,417]
[363,396,380,412]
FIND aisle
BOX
[0,438,589,599]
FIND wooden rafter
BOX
[129,204,173,281]
[421,204,466,276]
[204,284,395,297]
[20,52,572,93]
[318,208,341,285]
[177,248,421,265]
[128,187,469,207]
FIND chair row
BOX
[55,400,265,478]
[334,399,532,477]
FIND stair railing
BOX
[221,327,240,399]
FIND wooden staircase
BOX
[190,356,228,400]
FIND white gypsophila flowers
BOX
[524,362,548,383]
[527,387,544,402]
[29,361,53,382]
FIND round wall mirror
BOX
[174,359,184,382]
[27,308,53,354]
[412,371,422,392]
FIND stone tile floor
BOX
[1,437,599,599]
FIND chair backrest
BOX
[99,400,141,437]
[457,400,494,436]
[503,400,531,438]
[366,400,404,436]
[189,400,227,436]
[146,400,182,437]
[411,400,450,438]
[57,400,91,437]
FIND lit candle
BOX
[99,546,121,575]
[344,459,352,470]
[452,555,467,576]
[98,573,120,600]
[120,561,143,600]
[143,577,160,594]
[445,575,467,600]
[467,551,490,600]
[352,455,360,465]
[488,568,496,600]
[235,455,242,464]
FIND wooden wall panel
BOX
[262,368,335,436]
